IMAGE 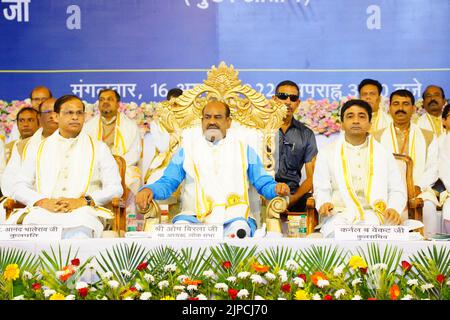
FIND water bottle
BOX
[126,213,137,232]
[298,214,307,238]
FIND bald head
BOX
[39,97,58,137]
[30,86,52,109]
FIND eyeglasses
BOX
[60,110,85,117]
[276,93,299,102]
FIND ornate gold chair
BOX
[302,153,424,235]
[142,62,288,233]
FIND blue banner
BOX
[0,0,449,103]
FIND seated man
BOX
[0,107,40,222]
[273,80,317,212]
[438,104,450,234]
[136,101,290,237]
[6,95,123,238]
[313,99,406,238]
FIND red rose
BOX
[436,274,445,284]
[137,262,148,271]
[32,283,42,290]
[281,283,291,293]
[222,261,232,270]
[188,297,199,300]
[298,274,307,282]
[78,287,88,298]
[228,288,238,300]
[367,298,377,300]
[359,267,368,274]
[324,295,333,300]
[401,261,412,272]
[130,287,137,292]
[71,258,80,266]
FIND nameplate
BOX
[334,225,409,241]
[150,224,224,240]
[0,225,62,241]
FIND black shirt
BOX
[275,118,318,193]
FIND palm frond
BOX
[95,242,149,285]
[208,243,258,276]
[298,245,347,274]
[356,243,403,273]
[0,246,39,273]
[147,245,177,273]
[257,246,293,269]
[409,244,450,276]
[171,247,211,277]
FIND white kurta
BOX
[438,132,450,222]
[6,131,123,237]
[369,109,392,134]
[375,123,440,235]
[177,127,252,225]
[313,136,406,238]
[416,113,444,137]
[84,112,142,194]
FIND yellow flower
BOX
[160,296,175,300]
[49,293,66,300]
[294,290,310,300]
[348,256,367,270]
[3,264,20,281]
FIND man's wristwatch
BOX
[84,195,94,207]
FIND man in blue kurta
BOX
[136,100,290,237]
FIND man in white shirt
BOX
[416,85,446,137]
[314,99,405,238]
[373,89,440,236]
[6,95,123,238]
[438,103,450,234]
[358,79,391,133]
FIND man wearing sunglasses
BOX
[273,80,318,212]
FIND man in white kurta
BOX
[84,89,142,220]
[438,104,450,234]
[358,79,391,134]
[415,85,446,137]
[136,101,290,237]
[6,95,123,238]
[314,99,406,238]
[373,89,440,236]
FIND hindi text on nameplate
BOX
[150,224,224,240]
[334,225,409,241]
[0,225,62,241]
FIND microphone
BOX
[236,229,247,239]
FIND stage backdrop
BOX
[0,0,449,103]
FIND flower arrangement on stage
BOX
[1,243,449,300]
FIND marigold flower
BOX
[183,278,202,286]
[348,256,367,270]
[389,284,401,300]
[251,262,270,273]
[160,296,175,300]
[311,271,328,286]
[294,290,310,300]
[71,258,80,266]
[59,265,75,282]
[3,264,20,281]
[228,288,238,300]
[436,274,445,284]
[49,293,66,300]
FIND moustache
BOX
[428,100,438,106]
[207,124,219,129]
[395,110,407,115]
